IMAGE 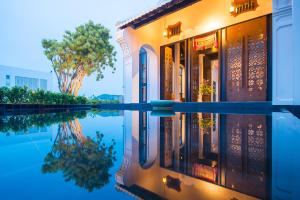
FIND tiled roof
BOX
[116,0,200,29]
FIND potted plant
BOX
[200,80,214,102]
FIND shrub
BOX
[0,86,91,105]
[0,87,9,103]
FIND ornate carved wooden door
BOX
[226,17,268,101]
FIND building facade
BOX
[117,0,299,105]
[0,65,52,91]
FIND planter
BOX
[202,94,211,102]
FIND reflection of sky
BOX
[0,113,133,200]
[0,0,157,96]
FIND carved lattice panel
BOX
[227,41,243,100]
[164,47,174,99]
[247,36,267,100]
[226,16,267,101]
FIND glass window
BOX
[15,76,39,90]
[5,75,10,87]
[40,79,48,90]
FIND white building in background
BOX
[0,65,53,91]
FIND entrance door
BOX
[226,17,268,101]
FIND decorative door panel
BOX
[164,47,174,99]
[226,17,267,101]
[191,49,200,102]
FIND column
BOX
[293,0,300,105]
[116,29,132,104]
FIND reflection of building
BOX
[117,0,300,105]
[116,111,270,200]
[0,65,52,91]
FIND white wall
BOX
[272,0,293,105]
[273,0,300,105]
[293,0,300,105]
[0,65,53,91]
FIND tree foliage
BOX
[0,111,87,133]
[42,20,116,96]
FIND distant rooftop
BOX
[117,0,200,29]
[0,65,52,74]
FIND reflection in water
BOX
[0,111,87,134]
[116,111,272,200]
[161,113,220,184]
[225,115,267,198]
[42,118,116,192]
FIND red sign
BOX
[193,33,218,51]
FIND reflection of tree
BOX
[0,111,87,134]
[42,119,116,192]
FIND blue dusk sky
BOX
[0,0,158,97]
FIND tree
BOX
[42,21,116,96]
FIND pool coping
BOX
[1,102,299,116]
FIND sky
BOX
[0,0,158,97]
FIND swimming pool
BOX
[0,109,299,200]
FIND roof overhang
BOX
[117,0,201,30]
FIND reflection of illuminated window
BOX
[179,113,185,147]
[139,111,148,167]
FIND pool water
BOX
[0,109,299,200]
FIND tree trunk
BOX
[54,65,87,96]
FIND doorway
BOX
[191,32,220,102]
[161,41,187,102]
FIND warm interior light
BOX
[229,5,235,13]
[162,177,167,184]
[163,30,168,37]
